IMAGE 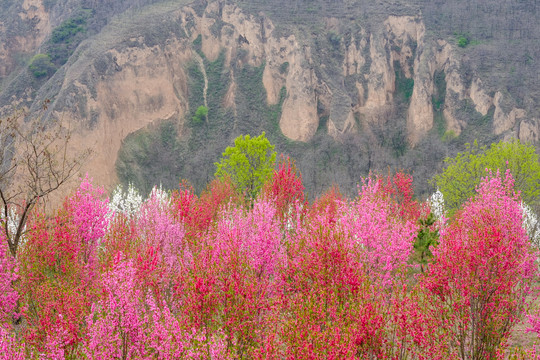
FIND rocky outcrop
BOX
[279,50,318,141]
[53,38,192,188]
[492,91,526,135]
[201,3,319,141]
[1,0,538,191]
[519,120,540,143]
[469,77,492,116]
[27,1,322,187]
[386,16,432,145]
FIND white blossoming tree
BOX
[108,184,143,218]
[428,188,446,222]
[522,202,540,249]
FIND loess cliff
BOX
[0,0,538,197]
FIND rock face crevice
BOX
[0,0,538,190]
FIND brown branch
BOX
[0,187,13,256]
[0,105,89,257]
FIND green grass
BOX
[279,62,289,74]
[192,35,203,58]
[432,70,446,111]
[430,70,447,138]
[433,112,446,138]
[46,9,93,66]
[192,105,208,125]
[442,130,457,142]
[51,15,88,44]
[457,35,469,48]
[394,61,414,104]
[28,54,56,78]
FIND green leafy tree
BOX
[192,105,208,125]
[457,35,470,48]
[215,132,276,200]
[28,54,56,78]
[432,139,540,215]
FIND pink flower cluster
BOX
[0,167,538,359]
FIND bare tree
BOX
[0,103,90,257]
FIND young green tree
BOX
[192,105,208,125]
[431,139,540,215]
[214,132,276,201]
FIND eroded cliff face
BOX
[190,2,319,142]
[23,1,323,187]
[2,0,539,191]
[337,15,538,145]
[173,2,536,145]
[53,38,192,188]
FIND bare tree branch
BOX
[0,103,90,257]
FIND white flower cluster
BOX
[109,184,143,218]
[148,185,170,206]
[522,202,540,249]
[428,188,446,221]
[0,207,26,249]
[6,208,19,239]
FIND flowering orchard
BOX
[0,161,539,359]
